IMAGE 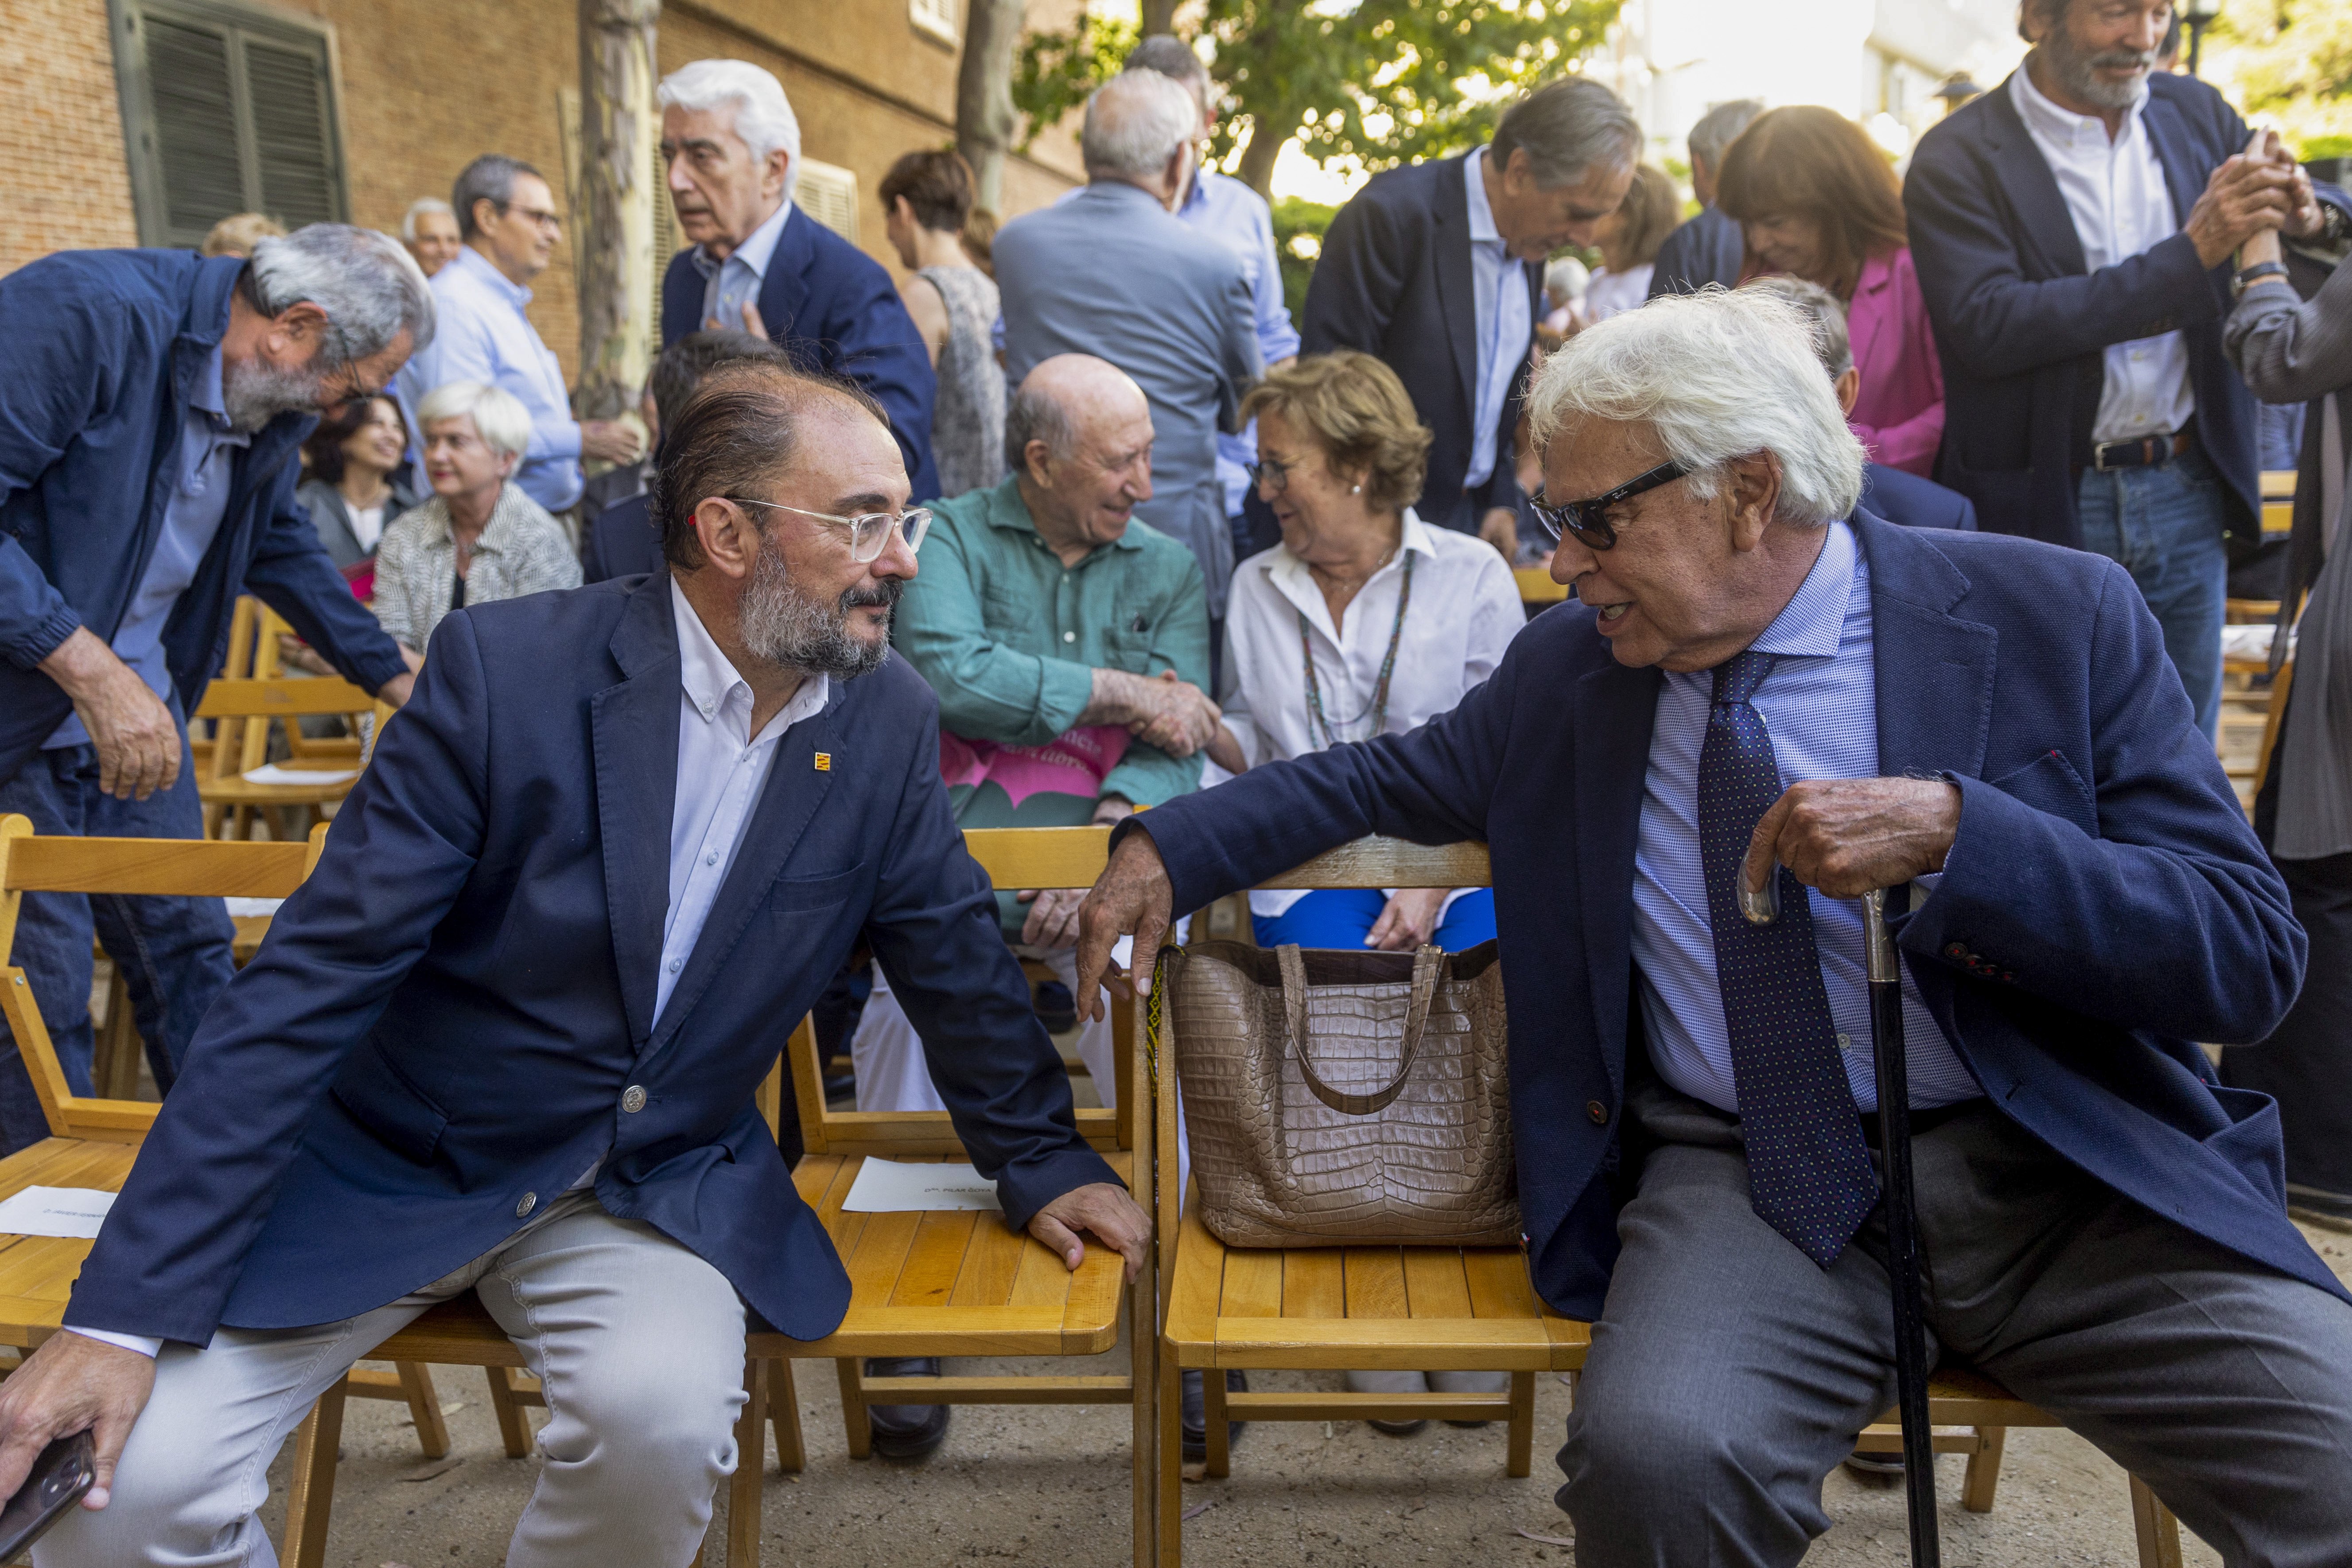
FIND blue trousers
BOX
[2075,449,2228,739]
[0,710,233,1153]
[1251,888,1498,951]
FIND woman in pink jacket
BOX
[1717,106,1945,477]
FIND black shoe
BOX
[864,1356,949,1459]
[1180,1368,1249,1462]
[1843,1447,1904,1486]
[1034,980,1077,1034]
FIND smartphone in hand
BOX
[0,1431,97,1557]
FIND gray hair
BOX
[1124,34,1209,104]
[1741,275,1852,379]
[451,154,545,241]
[1003,380,1079,474]
[1082,69,1199,182]
[244,224,435,365]
[1526,288,1863,526]
[659,60,803,202]
[400,197,453,241]
[1489,77,1641,189]
[417,379,533,460]
[1686,99,1764,173]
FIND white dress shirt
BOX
[2009,67,2196,445]
[692,200,794,336]
[1460,146,1535,491]
[64,581,832,1361]
[1214,509,1524,918]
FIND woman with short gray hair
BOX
[371,380,581,653]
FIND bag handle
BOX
[1277,943,1442,1115]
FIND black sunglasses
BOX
[1529,459,1691,551]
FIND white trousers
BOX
[38,1192,750,1568]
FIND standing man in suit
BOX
[1905,0,2342,736]
[1302,78,1640,558]
[657,59,941,502]
[0,361,1147,1564]
[1646,97,1761,298]
[1074,290,2352,1563]
[995,69,1262,623]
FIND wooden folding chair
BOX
[0,820,455,1536]
[195,599,379,841]
[1151,834,1586,1566]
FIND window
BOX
[910,0,959,47]
[795,159,861,248]
[109,0,348,248]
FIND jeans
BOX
[0,703,233,1152]
[2075,448,2228,738]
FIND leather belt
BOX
[2091,429,2193,472]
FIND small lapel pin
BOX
[813,752,832,772]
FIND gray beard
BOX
[2040,36,2152,111]
[736,536,898,680]
[223,357,328,432]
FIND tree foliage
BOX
[1013,0,1625,198]
[2208,0,2352,155]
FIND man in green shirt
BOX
[842,353,1214,1456]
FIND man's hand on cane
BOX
[0,1332,155,1511]
[1742,777,1961,902]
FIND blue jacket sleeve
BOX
[63,612,494,1343]
[1901,560,2304,1046]
[860,693,1122,1228]
[0,266,121,667]
[823,268,941,503]
[1121,636,1517,915]
[242,459,412,695]
[1300,187,1409,358]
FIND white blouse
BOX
[1215,508,1527,916]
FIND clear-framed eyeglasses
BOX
[726,497,931,563]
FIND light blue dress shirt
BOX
[1631,521,1980,1114]
[45,346,249,749]
[690,199,794,339]
[1178,169,1302,518]
[1458,146,1532,494]
[396,246,583,513]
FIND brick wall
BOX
[0,0,1088,382]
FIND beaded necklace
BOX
[1299,549,1415,748]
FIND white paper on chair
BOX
[223,897,284,918]
[0,1187,117,1239]
[241,764,358,786]
[842,1158,1002,1213]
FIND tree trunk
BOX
[1140,0,1178,35]
[956,0,1027,215]
[575,0,661,427]
[1237,114,1283,201]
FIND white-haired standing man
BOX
[1075,287,2352,1561]
[656,58,941,501]
[0,225,428,1153]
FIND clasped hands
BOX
[2188,128,2328,271]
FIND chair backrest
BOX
[0,817,328,1142]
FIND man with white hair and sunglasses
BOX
[657,58,941,503]
[0,224,427,1156]
[1076,287,2352,1561]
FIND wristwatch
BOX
[2234,260,2290,296]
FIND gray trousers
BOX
[1559,1082,2352,1568]
[37,1193,750,1568]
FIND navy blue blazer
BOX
[0,251,409,782]
[660,215,941,503]
[1302,155,1543,532]
[1904,71,2266,551]
[66,573,1116,1345]
[1646,204,1746,298]
[1860,462,1977,531]
[1126,514,2333,1319]
[581,492,663,585]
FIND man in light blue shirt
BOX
[397,155,643,515]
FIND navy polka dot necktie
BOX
[1698,648,1879,1268]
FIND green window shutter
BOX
[242,37,339,229]
[142,17,242,240]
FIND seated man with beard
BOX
[0,361,1148,1567]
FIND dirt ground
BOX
[264,1218,2352,1568]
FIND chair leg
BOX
[834,1358,872,1460]
[1506,1370,1536,1479]
[2129,1475,2185,1568]
[1157,1353,1186,1568]
[485,1365,534,1458]
[1129,1282,1158,1568]
[1201,1365,1232,1479]
[768,1358,804,1475]
[280,1378,348,1568]
[1960,1425,2006,1513]
[725,1356,767,1568]
[395,1362,448,1460]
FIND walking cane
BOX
[1739,876,1940,1566]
